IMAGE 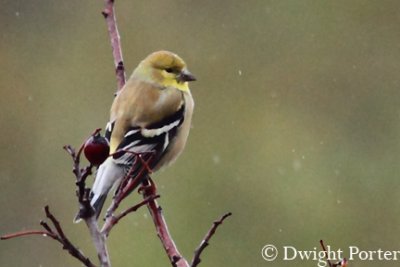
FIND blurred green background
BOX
[1,1,400,266]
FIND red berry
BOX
[84,134,110,165]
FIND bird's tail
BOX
[73,158,123,223]
[73,211,83,224]
[73,193,108,223]
[91,193,108,219]
[73,153,155,223]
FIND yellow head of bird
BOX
[133,50,196,92]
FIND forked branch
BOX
[1,206,96,267]
[141,178,232,267]
[64,129,110,267]
[191,212,233,267]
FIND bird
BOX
[74,50,195,222]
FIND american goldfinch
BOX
[75,51,195,222]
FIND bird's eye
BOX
[165,68,174,73]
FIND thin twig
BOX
[102,0,126,92]
[1,206,96,267]
[40,220,54,234]
[114,155,154,203]
[1,230,56,240]
[320,240,333,267]
[101,194,160,236]
[191,212,232,267]
[320,240,348,267]
[104,152,154,219]
[45,206,97,267]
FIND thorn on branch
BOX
[172,255,182,265]
[102,10,110,18]
[116,61,125,71]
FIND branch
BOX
[142,178,190,267]
[320,240,333,267]
[103,152,154,219]
[1,230,56,240]
[1,206,96,267]
[101,194,160,236]
[64,130,96,220]
[102,0,126,91]
[63,127,101,208]
[86,216,110,267]
[191,212,232,267]
[64,129,111,267]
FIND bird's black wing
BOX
[111,103,186,170]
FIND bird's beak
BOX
[177,69,196,82]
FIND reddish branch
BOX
[141,179,232,267]
[142,178,190,267]
[1,206,96,267]
[1,230,51,240]
[101,194,160,236]
[191,212,232,267]
[102,0,126,91]
[104,152,155,219]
